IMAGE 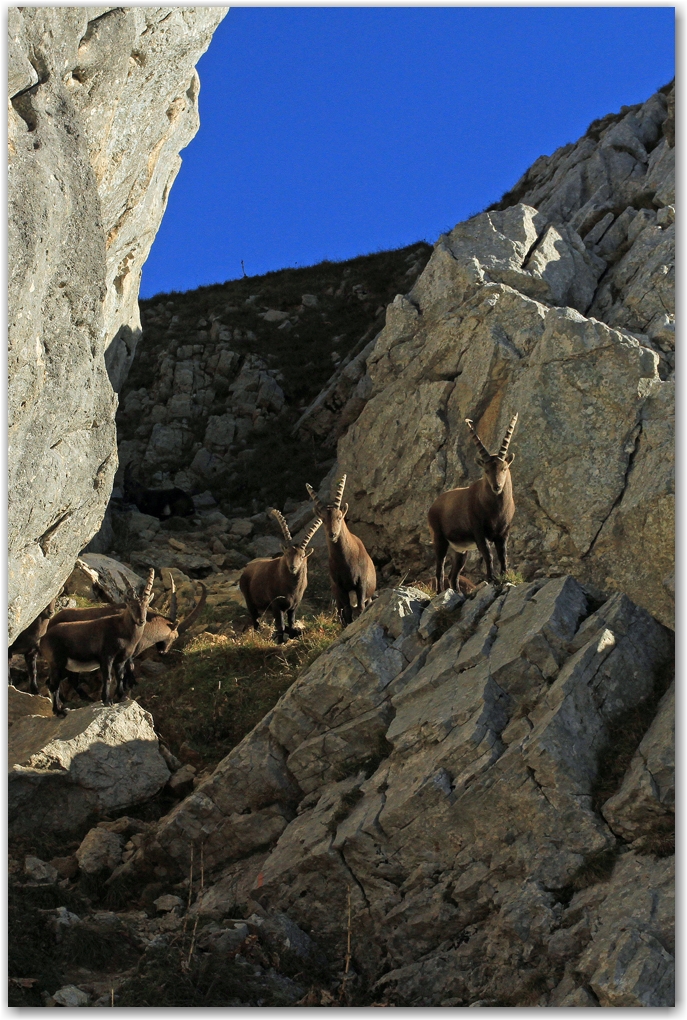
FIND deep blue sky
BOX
[140,6,675,299]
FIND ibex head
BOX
[121,568,155,626]
[465,414,518,496]
[270,509,321,575]
[306,475,348,542]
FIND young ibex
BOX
[48,574,207,697]
[428,414,518,591]
[40,569,155,715]
[8,598,57,694]
[306,475,376,626]
[123,463,195,519]
[240,510,321,643]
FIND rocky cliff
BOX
[116,577,674,1005]
[326,84,674,628]
[8,6,227,642]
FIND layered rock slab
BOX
[125,577,673,1004]
[8,7,227,642]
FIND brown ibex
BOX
[49,573,206,698]
[40,569,155,715]
[8,598,57,694]
[240,510,321,643]
[306,475,376,626]
[428,414,518,591]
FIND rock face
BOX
[124,577,673,1005]
[316,84,674,628]
[9,700,170,836]
[8,7,228,643]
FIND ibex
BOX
[240,510,321,643]
[306,475,376,626]
[40,569,155,715]
[8,598,57,695]
[48,573,206,698]
[123,463,195,519]
[428,414,518,591]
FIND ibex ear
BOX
[506,452,515,465]
[342,503,349,518]
[306,548,315,558]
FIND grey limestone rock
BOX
[126,577,672,1004]
[301,84,675,628]
[8,7,227,642]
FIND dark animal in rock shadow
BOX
[428,413,518,591]
[240,510,321,644]
[306,474,376,627]
[123,463,195,519]
[8,598,57,694]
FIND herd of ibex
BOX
[9,413,518,714]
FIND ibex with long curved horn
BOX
[306,474,376,626]
[40,569,155,714]
[48,572,207,697]
[239,510,322,643]
[428,414,518,591]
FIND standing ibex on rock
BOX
[428,414,518,591]
[48,573,207,697]
[8,598,57,694]
[40,569,155,715]
[240,511,321,644]
[306,475,376,626]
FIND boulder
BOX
[24,856,59,884]
[8,7,228,642]
[79,553,145,602]
[63,559,101,599]
[51,985,90,1008]
[76,827,124,875]
[9,701,170,835]
[8,687,53,726]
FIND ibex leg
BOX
[448,552,468,592]
[334,585,353,627]
[48,663,68,716]
[475,535,495,583]
[286,607,300,639]
[433,535,449,592]
[114,660,129,702]
[493,536,508,577]
[25,650,40,695]
[272,608,286,644]
[101,657,115,706]
[354,582,368,618]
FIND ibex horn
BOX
[141,568,155,603]
[177,582,207,635]
[332,474,347,510]
[299,517,322,551]
[464,419,491,463]
[167,570,178,624]
[270,508,293,544]
[497,413,519,461]
[305,483,326,517]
